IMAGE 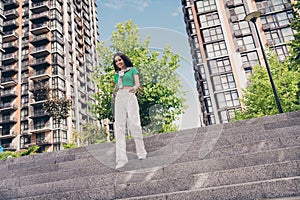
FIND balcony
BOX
[1,89,18,98]
[4,0,20,9]
[30,122,52,134]
[29,81,50,93]
[35,138,51,146]
[30,11,50,23]
[2,53,18,64]
[1,143,17,151]
[29,109,49,119]
[1,77,18,87]
[2,31,19,42]
[30,57,50,68]
[4,9,19,20]
[30,69,51,81]
[0,116,17,125]
[30,45,50,57]
[2,41,18,52]
[0,131,17,139]
[31,33,50,45]
[1,64,18,73]
[31,22,50,35]
[31,1,50,13]
[0,102,18,111]
[3,19,19,29]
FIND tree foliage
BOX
[234,2,300,120]
[0,145,40,160]
[72,122,107,146]
[289,1,300,68]
[32,81,72,122]
[92,20,186,133]
[234,50,300,120]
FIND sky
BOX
[96,0,201,129]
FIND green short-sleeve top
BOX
[114,67,139,88]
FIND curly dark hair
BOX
[113,53,133,72]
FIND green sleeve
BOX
[131,67,139,75]
[114,73,119,83]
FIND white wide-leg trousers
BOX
[114,89,147,163]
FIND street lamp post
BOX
[244,11,283,113]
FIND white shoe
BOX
[138,155,147,160]
[116,160,128,169]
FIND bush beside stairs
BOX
[0,110,299,200]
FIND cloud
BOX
[171,6,182,16]
[102,0,150,11]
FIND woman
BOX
[113,53,147,169]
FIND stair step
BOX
[2,125,297,174]
[12,176,300,200]
[0,111,299,200]
[117,177,300,200]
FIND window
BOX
[237,35,256,50]
[36,132,45,142]
[256,0,291,13]
[233,21,250,35]
[21,96,29,105]
[202,26,224,43]
[260,11,294,29]
[52,77,65,92]
[52,65,65,76]
[199,12,220,27]
[265,27,295,45]
[208,58,232,74]
[50,9,63,21]
[21,108,28,118]
[229,6,246,21]
[213,73,236,91]
[273,45,289,61]
[196,0,217,13]
[187,8,193,20]
[194,49,203,63]
[216,90,240,108]
[204,97,214,113]
[205,41,228,57]
[241,51,259,76]
[50,20,63,33]
[51,42,64,55]
[191,35,200,49]
[34,119,48,129]
[21,121,29,131]
[189,21,196,35]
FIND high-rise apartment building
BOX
[181,0,295,126]
[0,0,99,152]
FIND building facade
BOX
[181,0,296,126]
[0,0,99,152]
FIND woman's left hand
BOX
[129,86,138,93]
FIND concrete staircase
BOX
[0,111,299,200]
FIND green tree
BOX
[0,145,40,161]
[72,122,107,146]
[289,1,300,68]
[287,1,300,100]
[234,2,300,120]
[92,20,186,134]
[234,50,300,120]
